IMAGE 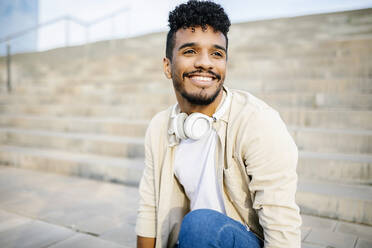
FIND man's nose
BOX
[194,52,213,70]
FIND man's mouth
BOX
[183,70,221,81]
[189,75,214,82]
[185,74,218,88]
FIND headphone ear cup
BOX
[173,113,188,140]
[184,113,211,140]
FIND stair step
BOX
[1,115,371,154]
[227,78,372,94]
[230,39,372,59]
[298,151,372,185]
[1,104,371,129]
[261,93,372,110]
[0,145,144,186]
[290,126,372,155]
[12,82,172,95]
[2,92,371,110]
[297,179,372,225]
[230,25,372,53]
[0,92,176,106]
[0,115,149,137]
[12,76,372,94]
[280,108,372,130]
[228,59,372,79]
[0,104,167,119]
[0,128,144,158]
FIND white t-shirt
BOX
[174,128,226,213]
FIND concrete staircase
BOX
[0,7,371,230]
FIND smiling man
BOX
[136,1,301,248]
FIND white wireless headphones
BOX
[170,87,231,140]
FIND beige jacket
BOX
[136,88,301,248]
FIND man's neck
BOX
[175,89,224,117]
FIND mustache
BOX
[183,69,221,81]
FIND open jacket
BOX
[136,88,302,248]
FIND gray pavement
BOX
[0,166,137,248]
[0,165,371,248]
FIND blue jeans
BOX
[177,209,263,248]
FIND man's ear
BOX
[163,57,172,79]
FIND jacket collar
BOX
[218,85,231,123]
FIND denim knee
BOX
[179,209,222,244]
[178,209,263,248]
[180,209,209,233]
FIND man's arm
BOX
[136,122,157,246]
[243,109,301,248]
[137,236,155,248]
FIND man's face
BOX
[163,25,227,105]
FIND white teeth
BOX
[191,76,213,81]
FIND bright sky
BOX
[15,0,372,50]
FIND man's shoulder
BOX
[230,88,278,120]
[146,106,173,136]
[229,88,296,153]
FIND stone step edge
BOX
[1,126,372,159]
[2,104,372,113]
[3,91,372,95]
[1,92,372,103]
[1,116,372,135]
[297,180,372,226]
[0,127,144,144]
[299,150,372,163]
[6,79,372,92]
[5,84,372,95]
[291,126,372,136]
[298,179,372,203]
[0,114,150,124]
[9,75,372,83]
[1,127,372,160]
[0,142,372,168]
[0,145,144,186]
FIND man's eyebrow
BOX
[178,42,196,50]
[178,42,227,53]
[214,44,227,53]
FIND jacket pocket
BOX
[223,160,264,241]
[223,160,250,208]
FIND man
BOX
[136,1,301,247]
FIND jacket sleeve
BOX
[135,122,157,238]
[243,109,302,248]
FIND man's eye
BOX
[212,51,223,57]
[183,49,195,54]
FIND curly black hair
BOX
[166,0,231,60]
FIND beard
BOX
[172,70,224,106]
